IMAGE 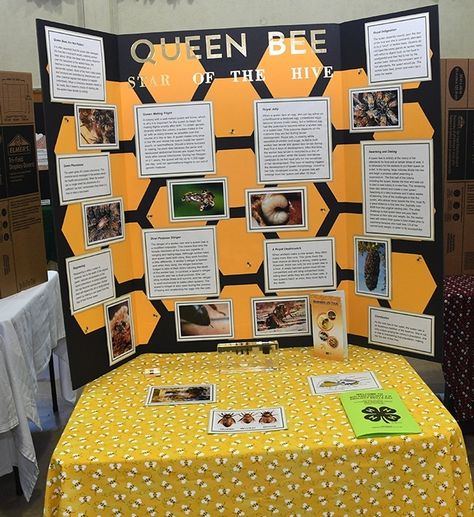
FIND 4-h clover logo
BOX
[362,406,401,423]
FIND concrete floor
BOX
[0,356,472,516]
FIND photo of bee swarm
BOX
[86,201,122,244]
[352,90,399,128]
[358,241,386,292]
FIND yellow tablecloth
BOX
[44,346,474,516]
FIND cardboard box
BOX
[441,59,474,275]
[0,71,47,298]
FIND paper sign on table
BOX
[208,407,287,434]
[308,371,381,395]
[339,389,421,438]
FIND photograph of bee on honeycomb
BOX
[75,104,119,149]
[354,236,391,299]
[349,86,402,132]
[82,198,125,248]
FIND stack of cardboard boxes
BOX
[442,59,474,276]
[0,71,47,298]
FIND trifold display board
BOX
[37,5,442,389]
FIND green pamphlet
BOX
[339,389,421,438]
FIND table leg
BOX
[13,466,22,496]
[49,355,59,414]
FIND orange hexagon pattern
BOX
[139,43,205,103]
[106,81,142,141]
[329,213,364,271]
[215,149,259,208]
[216,218,264,276]
[330,144,363,204]
[257,38,325,98]
[220,284,265,339]
[205,78,260,137]
[130,290,160,345]
[110,153,150,212]
[390,253,436,314]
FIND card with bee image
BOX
[354,236,391,299]
[82,197,125,249]
[310,290,348,361]
[245,187,308,232]
[75,104,119,150]
[104,295,136,366]
[208,406,287,434]
[167,178,229,221]
[349,86,403,132]
[145,384,216,406]
[308,371,382,395]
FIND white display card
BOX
[254,97,332,184]
[369,306,435,357]
[143,227,220,299]
[65,249,115,314]
[308,371,382,395]
[361,140,434,240]
[365,12,431,85]
[45,26,106,103]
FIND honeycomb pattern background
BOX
[38,13,443,388]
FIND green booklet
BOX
[339,389,421,438]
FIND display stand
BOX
[36,6,443,388]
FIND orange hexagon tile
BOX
[110,153,150,211]
[106,81,141,141]
[276,182,328,239]
[374,103,433,141]
[55,116,89,155]
[329,213,364,271]
[62,204,86,256]
[330,144,363,204]
[139,43,205,103]
[216,218,264,275]
[205,78,260,137]
[215,149,258,208]
[402,82,420,90]
[130,290,160,345]
[257,38,324,98]
[220,284,264,339]
[323,69,368,130]
[110,223,144,283]
[339,280,379,338]
[390,253,436,313]
[73,305,105,335]
[147,186,207,229]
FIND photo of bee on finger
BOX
[82,197,125,249]
[349,86,403,132]
[252,296,310,338]
[354,236,391,299]
[75,104,119,150]
[246,187,307,232]
[167,178,229,222]
[208,406,287,433]
[104,295,136,366]
[175,300,234,341]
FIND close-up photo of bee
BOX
[253,297,310,337]
[76,105,118,147]
[105,296,135,365]
[350,87,402,132]
[83,198,124,248]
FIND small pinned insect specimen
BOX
[238,413,256,424]
[259,411,277,424]
[218,413,236,427]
